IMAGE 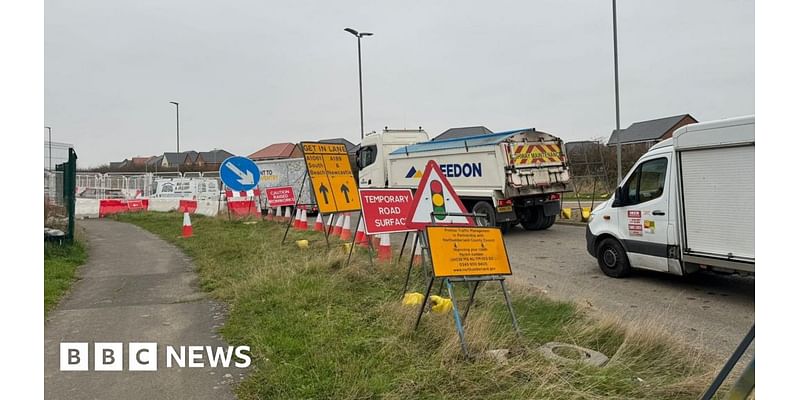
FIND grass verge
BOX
[116,212,719,399]
[44,238,87,315]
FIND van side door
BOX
[613,154,671,272]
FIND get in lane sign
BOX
[301,142,360,213]
[359,189,414,235]
[426,226,512,277]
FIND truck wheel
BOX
[520,207,545,230]
[472,201,496,227]
[540,215,556,230]
[596,238,632,278]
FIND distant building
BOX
[433,126,493,141]
[249,143,302,161]
[607,114,697,147]
[195,149,234,167]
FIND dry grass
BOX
[117,212,725,399]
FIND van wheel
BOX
[521,207,545,230]
[472,201,496,227]
[596,238,632,278]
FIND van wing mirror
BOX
[354,148,362,169]
[612,187,624,207]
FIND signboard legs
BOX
[345,212,374,267]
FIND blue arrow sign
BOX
[219,156,260,192]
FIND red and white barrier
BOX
[225,189,260,217]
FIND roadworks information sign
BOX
[301,142,360,213]
[426,226,512,277]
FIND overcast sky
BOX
[45,0,754,167]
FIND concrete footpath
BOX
[45,219,242,400]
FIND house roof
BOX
[607,114,697,145]
[182,151,198,163]
[433,126,493,141]
[129,157,150,166]
[319,138,358,154]
[146,155,163,166]
[249,143,297,160]
[198,149,233,163]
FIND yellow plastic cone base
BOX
[402,292,424,306]
[430,295,453,314]
[581,207,591,222]
[561,207,572,219]
[296,239,309,249]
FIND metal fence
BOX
[44,171,223,201]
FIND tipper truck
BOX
[356,127,572,230]
[586,115,755,277]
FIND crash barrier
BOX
[99,199,149,217]
[225,189,261,217]
[179,199,197,213]
[75,197,222,218]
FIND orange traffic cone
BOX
[283,207,291,223]
[182,212,193,238]
[340,214,352,241]
[372,235,381,248]
[314,213,324,232]
[412,233,423,266]
[377,234,392,262]
[266,208,274,221]
[293,208,301,229]
[354,218,368,247]
[299,208,308,230]
[332,214,343,236]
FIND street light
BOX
[344,27,373,140]
[612,0,622,183]
[169,101,180,174]
[45,126,52,171]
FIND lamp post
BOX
[612,0,622,183]
[169,101,180,174]
[45,126,52,171]
[344,28,373,140]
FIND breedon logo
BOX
[405,163,482,179]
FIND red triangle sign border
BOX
[405,160,475,229]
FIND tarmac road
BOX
[501,223,755,361]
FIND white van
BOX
[586,116,754,277]
[151,178,220,200]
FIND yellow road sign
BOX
[301,142,361,213]
[426,226,512,277]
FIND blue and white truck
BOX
[356,128,572,230]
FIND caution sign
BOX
[406,160,474,229]
[426,226,512,277]
[301,142,360,213]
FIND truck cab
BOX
[356,128,430,188]
[586,116,755,277]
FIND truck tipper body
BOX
[357,128,572,230]
[586,115,755,277]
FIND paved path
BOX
[45,219,241,400]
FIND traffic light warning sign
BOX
[301,142,360,213]
[406,160,474,229]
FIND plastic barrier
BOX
[147,198,181,212]
[179,199,197,213]
[126,200,146,212]
[227,200,260,217]
[75,198,100,219]
[195,199,220,217]
[99,199,129,217]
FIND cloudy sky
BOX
[45,0,754,167]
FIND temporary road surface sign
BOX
[265,186,296,207]
[301,142,360,213]
[406,160,474,229]
[359,189,414,235]
[426,226,512,277]
[220,156,260,192]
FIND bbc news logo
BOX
[60,342,251,371]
